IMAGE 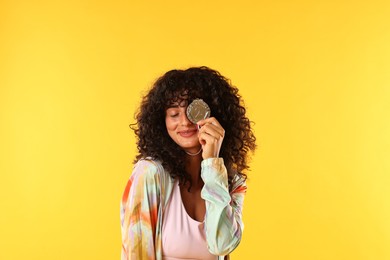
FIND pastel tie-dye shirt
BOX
[120,158,247,260]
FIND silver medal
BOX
[186,99,211,124]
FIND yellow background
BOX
[1,0,389,259]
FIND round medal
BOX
[186,98,211,124]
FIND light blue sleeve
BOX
[200,158,247,256]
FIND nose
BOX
[180,113,192,126]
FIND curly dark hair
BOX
[130,66,256,190]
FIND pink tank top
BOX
[162,181,218,260]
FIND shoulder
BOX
[131,158,164,181]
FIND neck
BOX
[184,153,203,189]
[185,147,202,156]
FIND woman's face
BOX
[165,104,201,154]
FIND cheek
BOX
[165,117,177,132]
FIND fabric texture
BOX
[162,179,217,260]
[120,157,247,260]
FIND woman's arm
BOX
[200,158,247,256]
[120,160,161,260]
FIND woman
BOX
[121,66,256,260]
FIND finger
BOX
[198,123,224,139]
[198,131,220,147]
[197,117,222,128]
[198,118,224,135]
[198,131,222,158]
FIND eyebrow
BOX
[166,105,180,109]
[166,101,188,108]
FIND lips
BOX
[178,129,197,137]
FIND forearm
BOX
[201,158,245,255]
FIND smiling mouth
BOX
[178,129,197,137]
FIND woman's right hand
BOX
[197,117,225,159]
